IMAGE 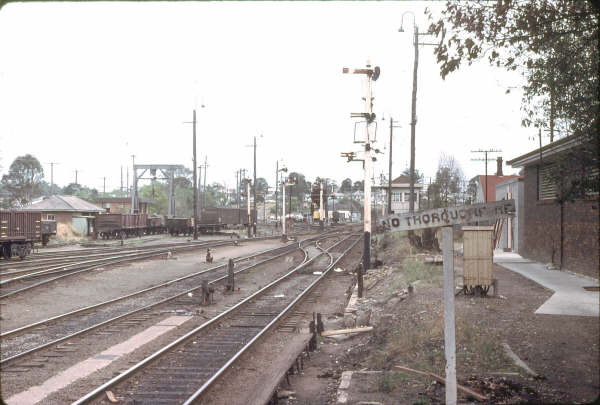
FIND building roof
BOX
[22,195,105,212]
[507,136,579,168]
[475,175,520,202]
[96,197,155,204]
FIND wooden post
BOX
[227,258,235,292]
[442,226,457,405]
[357,263,364,298]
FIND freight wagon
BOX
[95,213,149,239]
[0,210,42,259]
[166,208,255,236]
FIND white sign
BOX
[380,200,515,232]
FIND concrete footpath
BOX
[494,251,599,317]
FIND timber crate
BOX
[462,226,494,289]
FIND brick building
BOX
[22,195,105,237]
[96,197,154,214]
[507,137,599,279]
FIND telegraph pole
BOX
[75,170,78,185]
[103,177,106,196]
[408,24,419,214]
[471,149,501,202]
[253,136,257,236]
[275,161,279,222]
[190,110,199,239]
[387,118,401,214]
[399,13,437,213]
[130,155,136,213]
[203,156,208,208]
[46,162,59,195]
[247,179,252,238]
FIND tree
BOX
[1,154,44,205]
[400,168,425,184]
[255,177,269,203]
[288,172,309,201]
[427,1,599,200]
[352,180,364,193]
[428,154,464,208]
[465,177,479,205]
[340,178,353,193]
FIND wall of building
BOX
[495,178,523,253]
[522,166,599,279]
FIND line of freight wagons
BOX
[95,207,255,239]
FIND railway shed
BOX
[21,195,104,238]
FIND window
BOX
[46,214,55,221]
[538,164,557,200]
[392,191,402,202]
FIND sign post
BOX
[442,225,457,405]
[379,200,514,405]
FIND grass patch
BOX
[401,261,443,287]
[360,372,410,393]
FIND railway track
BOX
[71,232,360,405]
[0,240,309,365]
[0,236,294,299]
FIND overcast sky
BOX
[0,1,537,193]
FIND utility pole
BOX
[203,156,208,208]
[275,161,279,222]
[247,179,252,238]
[282,176,286,238]
[46,162,59,195]
[471,149,501,203]
[103,177,106,196]
[399,12,437,213]
[408,23,419,214]
[253,136,257,236]
[184,110,199,239]
[190,110,199,239]
[130,155,136,213]
[75,170,78,185]
[343,61,380,290]
[387,117,401,214]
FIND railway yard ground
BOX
[271,232,599,405]
[0,227,598,405]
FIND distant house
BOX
[22,195,105,237]
[96,197,154,214]
[372,175,424,214]
[495,177,524,253]
[507,136,599,279]
[471,158,520,203]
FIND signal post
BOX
[343,61,380,296]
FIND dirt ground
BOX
[279,231,599,405]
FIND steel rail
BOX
[71,233,358,405]
[0,236,291,299]
[183,234,360,404]
[0,244,302,364]
[0,243,298,339]
[0,233,328,364]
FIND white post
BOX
[319,182,324,221]
[442,225,457,405]
[246,181,252,227]
[281,180,286,236]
